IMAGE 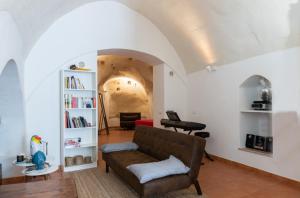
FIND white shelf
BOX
[64,162,97,172]
[238,147,273,158]
[65,143,97,149]
[64,69,96,73]
[64,89,96,92]
[240,110,272,114]
[65,108,96,110]
[239,75,273,157]
[61,69,98,172]
[64,127,96,130]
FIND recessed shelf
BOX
[238,147,273,158]
[240,110,272,114]
[239,75,273,156]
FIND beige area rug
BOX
[73,168,206,198]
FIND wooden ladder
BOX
[98,93,109,135]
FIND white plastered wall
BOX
[24,1,187,167]
[0,11,25,178]
[187,47,300,181]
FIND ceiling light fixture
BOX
[205,65,216,72]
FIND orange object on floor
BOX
[135,119,153,127]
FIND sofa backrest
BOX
[133,126,206,180]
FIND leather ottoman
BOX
[135,119,153,127]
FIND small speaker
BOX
[246,134,255,148]
[254,135,266,151]
[265,137,273,152]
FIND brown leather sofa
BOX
[102,126,206,197]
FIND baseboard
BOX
[1,165,63,185]
[212,154,300,187]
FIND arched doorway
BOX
[0,60,25,178]
[98,49,164,130]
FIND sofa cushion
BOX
[108,150,158,168]
[127,155,190,184]
[133,126,196,167]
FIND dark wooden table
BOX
[0,178,77,198]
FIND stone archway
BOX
[98,49,165,128]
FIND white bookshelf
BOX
[239,75,273,156]
[61,70,98,172]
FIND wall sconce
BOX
[169,71,174,77]
[205,65,216,72]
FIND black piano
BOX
[160,111,206,134]
[161,111,213,162]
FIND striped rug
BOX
[73,168,206,198]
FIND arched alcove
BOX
[239,75,273,157]
[98,49,157,128]
[0,59,26,178]
[239,75,272,110]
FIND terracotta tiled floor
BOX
[99,130,300,198]
[2,129,300,198]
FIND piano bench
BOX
[194,131,214,162]
[194,132,210,138]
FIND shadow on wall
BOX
[0,60,26,178]
[273,111,300,179]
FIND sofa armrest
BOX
[188,137,206,180]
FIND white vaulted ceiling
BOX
[0,0,299,72]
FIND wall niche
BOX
[239,75,273,157]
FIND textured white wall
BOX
[0,12,25,178]
[24,1,187,166]
[187,47,300,181]
[0,11,23,81]
[0,61,26,178]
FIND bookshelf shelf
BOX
[61,69,98,172]
[64,89,96,92]
[65,143,97,149]
[64,162,97,172]
[64,127,96,130]
[65,108,96,110]
[64,69,96,74]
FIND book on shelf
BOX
[65,111,92,128]
[64,76,85,90]
[64,94,96,109]
[64,138,81,148]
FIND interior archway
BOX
[0,59,25,178]
[98,49,163,129]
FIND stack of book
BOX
[65,111,92,128]
[64,76,85,89]
[64,94,96,108]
